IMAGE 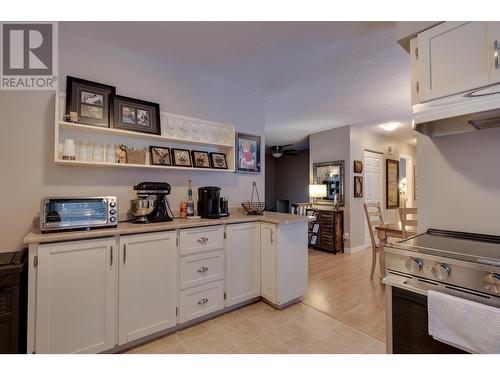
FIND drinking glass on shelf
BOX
[93,143,105,162]
[105,144,117,163]
[77,141,89,161]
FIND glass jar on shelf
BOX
[105,144,117,163]
[77,141,89,161]
[93,143,105,162]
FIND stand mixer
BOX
[130,182,173,223]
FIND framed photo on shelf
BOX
[111,95,161,135]
[209,152,228,169]
[236,133,261,173]
[191,150,211,168]
[150,146,171,166]
[309,234,318,247]
[65,76,116,127]
[312,223,320,234]
[171,148,192,167]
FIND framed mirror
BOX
[312,160,345,206]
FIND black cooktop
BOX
[387,229,500,267]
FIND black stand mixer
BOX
[131,182,173,223]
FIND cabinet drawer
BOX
[179,281,224,323]
[179,226,224,256]
[180,250,224,290]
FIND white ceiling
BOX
[61,22,415,147]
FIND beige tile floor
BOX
[125,301,386,354]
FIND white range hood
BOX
[413,84,500,137]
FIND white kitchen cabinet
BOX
[179,225,224,256]
[487,22,500,83]
[225,222,261,306]
[417,22,490,101]
[179,280,224,323]
[260,222,308,306]
[35,238,117,354]
[118,231,177,345]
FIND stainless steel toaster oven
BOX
[40,196,118,232]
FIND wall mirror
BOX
[312,160,345,206]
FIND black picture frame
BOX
[309,234,318,247]
[111,95,160,135]
[66,76,116,127]
[354,176,363,198]
[209,152,228,170]
[191,150,211,168]
[235,133,261,173]
[312,223,320,234]
[386,159,400,209]
[150,146,171,166]
[171,148,192,167]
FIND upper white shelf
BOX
[58,121,234,149]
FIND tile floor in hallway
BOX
[125,301,386,354]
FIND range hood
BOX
[413,84,500,137]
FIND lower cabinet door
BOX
[35,238,117,354]
[225,222,261,306]
[179,281,224,323]
[260,223,277,304]
[119,231,178,345]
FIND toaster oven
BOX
[40,196,118,232]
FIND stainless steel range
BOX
[383,228,500,354]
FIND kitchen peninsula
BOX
[24,211,311,354]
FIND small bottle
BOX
[180,201,187,219]
[186,180,194,217]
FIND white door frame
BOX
[399,153,413,208]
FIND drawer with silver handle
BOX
[179,226,224,255]
[179,280,224,323]
[180,250,224,290]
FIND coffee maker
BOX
[197,186,221,219]
[131,182,173,223]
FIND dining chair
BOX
[363,202,384,278]
[399,207,418,238]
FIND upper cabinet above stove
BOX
[413,22,500,103]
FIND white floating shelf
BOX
[55,158,235,172]
[58,121,234,149]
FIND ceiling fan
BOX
[267,144,297,158]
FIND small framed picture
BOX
[354,160,363,174]
[312,223,320,234]
[354,176,364,198]
[191,150,210,168]
[309,234,318,247]
[171,148,192,167]
[111,95,160,135]
[209,152,228,169]
[150,146,171,166]
[66,76,116,127]
[236,133,261,173]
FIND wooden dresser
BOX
[316,210,344,254]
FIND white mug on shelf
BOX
[62,139,76,160]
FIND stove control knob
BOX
[482,273,500,294]
[405,258,423,273]
[431,263,451,280]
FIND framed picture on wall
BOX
[354,160,363,174]
[65,76,116,127]
[111,95,161,135]
[236,133,261,173]
[386,159,400,209]
[309,234,318,247]
[354,176,363,198]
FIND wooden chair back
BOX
[363,202,384,249]
[399,207,418,238]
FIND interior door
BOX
[364,150,383,245]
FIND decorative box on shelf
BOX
[54,92,236,172]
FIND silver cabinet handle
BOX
[197,237,209,244]
[495,40,499,70]
[197,266,209,273]
[270,230,274,243]
[197,298,209,305]
[110,246,113,267]
[123,244,127,265]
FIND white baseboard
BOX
[344,244,369,254]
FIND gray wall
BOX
[417,128,500,235]
[0,28,265,252]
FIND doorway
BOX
[399,154,413,208]
[364,150,383,245]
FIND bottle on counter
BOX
[180,201,187,219]
[186,180,194,217]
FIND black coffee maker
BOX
[197,186,221,219]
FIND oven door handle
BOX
[383,273,429,296]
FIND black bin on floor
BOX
[0,249,27,354]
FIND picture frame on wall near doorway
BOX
[386,159,400,209]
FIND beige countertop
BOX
[24,212,313,245]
